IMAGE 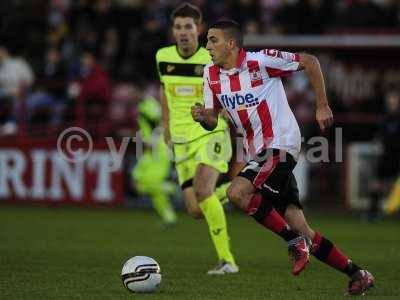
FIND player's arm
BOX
[159,86,171,143]
[298,53,334,130]
[191,67,221,131]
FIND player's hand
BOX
[220,109,230,121]
[316,104,334,130]
[191,102,205,123]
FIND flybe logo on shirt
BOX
[221,93,259,110]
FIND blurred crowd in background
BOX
[0,0,399,210]
[0,0,400,138]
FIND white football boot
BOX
[207,261,239,275]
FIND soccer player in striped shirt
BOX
[156,4,238,274]
[192,20,374,296]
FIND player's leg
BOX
[285,204,374,295]
[227,176,302,243]
[174,141,228,219]
[284,205,314,238]
[181,184,203,219]
[132,151,177,225]
[373,154,400,218]
[193,163,237,273]
[385,176,400,214]
[193,131,238,273]
[174,142,205,219]
[200,130,234,206]
[176,168,232,218]
[152,143,177,225]
[214,161,246,204]
[227,149,309,275]
[228,150,300,240]
[179,178,232,218]
[147,186,177,225]
[285,205,357,273]
[180,180,235,217]
[214,181,230,204]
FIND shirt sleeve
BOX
[261,49,300,78]
[203,67,222,112]
[155,50,164,84]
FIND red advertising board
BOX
[0,137,124,205]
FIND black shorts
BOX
[238,149,302,217]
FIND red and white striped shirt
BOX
[204,49,302,161]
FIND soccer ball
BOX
[121,256,161,293]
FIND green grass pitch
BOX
[0,206,399,299]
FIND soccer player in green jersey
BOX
[155,3,238,274]
[132,96,177,227]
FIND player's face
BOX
[172,17,199,50]
[206,28,229,67]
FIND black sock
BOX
[280,227,300,242]
[247,193,299,242]
[344,261,362,277]
[312,232,362,277]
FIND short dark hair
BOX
[170,3,202,25]
[210,19,243,48]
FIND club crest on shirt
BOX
[250,70,262,81]
[167,64,175,73]
[194,64,204,76]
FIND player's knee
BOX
[227,185,243,207]
[194,184,213,202]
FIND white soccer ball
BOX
[121,256,161,293]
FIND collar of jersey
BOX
[219,49,246,75]
[174,44,202,60]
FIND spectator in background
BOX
[273,0,333,34]
[295,0,333,34]
[110,82,139,137]
[272,0,299,33]
[338,0,384,30]
[380,0,400,28]
[126,5,167,81]
[243,19,262,34]
[260,0,283,33]
[26,47,68,126]
[99,27,120,76]
[68,50,111,134]
[0,45,34,135]
[41,48,68,101]
[233,0,261,33]
[48,0,70,46]
[368,90,400,221]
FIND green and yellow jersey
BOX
[133,96,170,188]
[137,96,162,144]
[136,96,169,161]
[156,45,228,144]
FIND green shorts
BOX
[173,130,232,188]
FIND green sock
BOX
[199,193,236,265]
[215,182,230,204]
[150,191,177,224]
